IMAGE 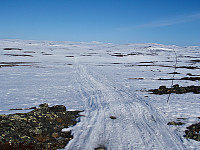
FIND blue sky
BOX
[0,0,200,46]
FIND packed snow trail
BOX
[1,40,200,149]
[65,60,185,150]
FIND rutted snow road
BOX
[65,60,185,150]
[1,40,194,149]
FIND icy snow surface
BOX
[0,39,200,149]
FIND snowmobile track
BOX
[65,60,185,150]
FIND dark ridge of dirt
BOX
[125,63,200,69]
[167,72,180,74]
[180,77,200,81]
[128,78,144,80]
[137,64,158,67]
[80,55,92,56]
[4,48,22,51]
[111,54,126,57]
[110,52,143,57]
[42,53,53,55]
[136,64,199,69]
[177,66,199,69]
[127,53,137,56]
[0,64,32,68]
[146,53,159,56]
[190,59,200,63]
[0,62,37,65]
[110,53,127,57]
[180,55,199,58]
[139,61,154,63]
[4,54,33,57]
[65,56,74,57]
[177,118,187,120]
[23,51,36,53]
[88,53,98,54]
[0,103,82,150]
[96,65,112,67]
[187,73,200,76]
[161,61,174,62]
[9,107,36,111]
[158,77,200,81]
[0,62,38,68]
[149,84,200,94]
[111,63,123,64]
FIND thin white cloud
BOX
[117,13,200,31]
[146,13,200,27]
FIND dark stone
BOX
[110,116,116,119]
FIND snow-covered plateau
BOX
[0,39,200,150]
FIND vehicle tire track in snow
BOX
[65,62,186,150]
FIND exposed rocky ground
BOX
[167,121,184,126]
[148,84,200,94]
[167,117,200,142]
[168,119,200,141]
[150,85,200,142]
[185,122,200,141]
[0,103,81,150]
